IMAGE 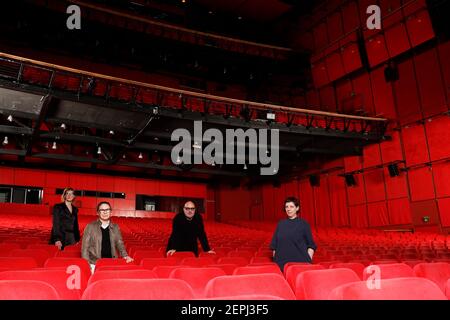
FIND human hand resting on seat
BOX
[207,250,216,254]
[124,256,134,263]
[55,241,63,250]
[166,249,176,256]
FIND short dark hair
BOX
[284,196,300,209]
[96,201,112,212]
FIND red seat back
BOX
[0,280,60,300]
[0,269,83,300]
[140,257,178,269]
[329,263,365,280]
[413,262,450,292]
[88,269,157,286]
[363,263,414,280]
[180,257,216,267]
[328,277,447,300]
[285,264,325,290]
[295,268,360,300]
[233,265,282,276]
[205,274,295,300]
[82,279,195,300]
[169,267,226,297]
[8,249,52,267]
[0,257,38,270]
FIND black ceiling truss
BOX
[0,55,388,179]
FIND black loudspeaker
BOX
[384,63,399,82]
[344,174,356,187]
[427,0,450,40]
[309,175,319,187]
[388,163,400,177]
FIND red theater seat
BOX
[44,258,91,279]
[413,262,450,292]
[285,264,325,290]
[330,263,365,280]
[169,267,226,297]
[170,251,196,260]
[88,269,157,286]
[133,250,164,262]
[295,268,360,300]
[180,257,216,267]
[204,294,284,300]
[140,257,179,269]
[82,279,195,300]
[152,265,191,278]
[95,265,144,272]
[217,257,249,266]
[0,269,83,300]
[0,280,60,300]
[233,265,282,276]
[328,278,447,300]
[363,263,414,280]
[204,274,295,300]
[0,257,38,270]
[206,264,238,275]
[8,249,52,267]
[95,258,135,268]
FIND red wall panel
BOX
[342,1,360,33]
[362,144,381,168]
[388,198,412,225]
[437,198,450,227]
[45,172,69,188]
[0,167,14,184]
[404,7,435,48]
[370,66,396,119]
[336,79,354,113]
[401,124,429,166]
[135,180,158,194]
[305,89,321,109]
[352,73,375,115]
[319,85,337,112]
[325,45,345,82]
[69,173,97,190]
[349,204,368,228]
[414,49,447,118]
[313,22,329,51]
[437,42,450,106]
[380,131,403,164]
[327,12,343,43]
[262,184,275,221]
[425,116,450,161]
[394,59,422,125]
[299,179,316,226]
[313,177,331,226]
[114,177,136,199]
[368,201,389,227]
[344,155,362,172]
[97,176,115,192]
[365,33,389,67]
[408,167,436,202]
[383,167,408,200]
[364,169,386,203]
[14,169,46,187]
[432,163,450,198]
[384,11,410,58]
[346,174,366,206]
[328,174,349,226]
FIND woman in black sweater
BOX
[166,201,215,257]
[49,187,80,250]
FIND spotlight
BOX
[109,130,114,135]
[266,112,276,120]
[2,136,8,146]
[176,155,182,164]
[52,141,57,150]
[97,146,102,155]
[122,154,126,159]
[60,123,66,130]
[138,152,143,159]
[243,164,247,170]
[7,115,13,122]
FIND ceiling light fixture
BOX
[138,152,143,159]
[2,136,8,146]
[52,141,57,150]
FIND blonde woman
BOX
[49,187,80,250]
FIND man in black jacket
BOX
[166,201,215,257]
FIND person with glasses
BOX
[81,201,133,271]
[49,187,80,250]
[166,201,215,257]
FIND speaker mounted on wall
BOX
[344,174,356,187]
[309,175,320,187]
[388,163,400,177]
[384,62,399,82]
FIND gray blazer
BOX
[81,220,128,264]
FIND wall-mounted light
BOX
[2,136,8,146]
[60,123,66,130]
[109,130,114,135]
[138,152,143,159]
[7,115,13,122]
[52,141,57,150]
[97,146,102,155]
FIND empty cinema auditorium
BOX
[0,0,450,308]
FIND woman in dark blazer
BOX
[49,187,80,250]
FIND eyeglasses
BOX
[184,207,196,211]
[99,209,112,213]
